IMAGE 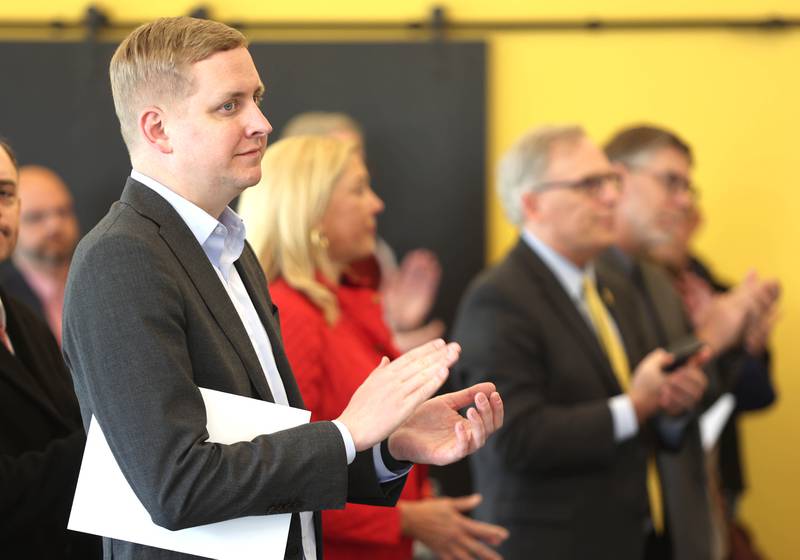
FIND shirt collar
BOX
[131,169,246,280]
[521,228,595,302]
[14,261,63,301]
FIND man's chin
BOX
[21,250,72,267]
[237,167,262,190]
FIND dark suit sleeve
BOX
[452,281,617,474]
[63,230,354,531]
[0,430,84,538]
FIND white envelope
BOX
[68,387,311,560]
[699,393,736,451]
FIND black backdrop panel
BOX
[0,41,485,327]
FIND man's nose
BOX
[248,104,272,138]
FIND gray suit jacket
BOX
[63,178,404,560]
[597,248,713,560]
[452,240,655,559]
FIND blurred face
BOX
[319,153,384,268]
[647,201,702,272]
[523,136,620,266]
[616,146,695,251]
[0,148,20,262]
[161,47,272,211]
[15,167,79,267]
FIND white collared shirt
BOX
[521,229,639,442]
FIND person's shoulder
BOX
[1,290,61,364]
[3,291,49,332]
[82,199,158,245]
[269,279,329,357]
[73,201,163,267]
[0,259,20,282]
[66,201,181,311]
[269,279,326,322]
[463,244,539,308]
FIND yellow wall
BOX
[4,2,799,556]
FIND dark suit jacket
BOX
[688,256,775,500]
[597,249,713,560]
[451,240,655,559]
[0,260,46,321]
[62,178,404,560]
[0,288,100,558]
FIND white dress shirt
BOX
[132,170,407,559]
[521,229,639,442]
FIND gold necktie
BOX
[583,275,664,534]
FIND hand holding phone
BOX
[663,338,705,373]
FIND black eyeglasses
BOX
[532,172,622,197]
[633,168,698,198]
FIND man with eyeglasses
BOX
[0,166,79,345]
[602,124,779,559]
[603,125,768,359]
[451,125,709,559]
[0,140,100,558]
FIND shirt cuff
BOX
[331,420,356,465]
[609,394,639,442]
[372,442,413,483]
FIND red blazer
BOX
[270,276,431,560]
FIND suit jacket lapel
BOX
[639,261,692,341]
[0,349,70,426]
[511,240,622,395]
[0,295,74,427]
[120,179,274,402]
[234,245,306,408]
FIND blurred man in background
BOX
[603,124,779,559]
[453,125,709,559]
[0,165,79,345]
[0,139,99,558]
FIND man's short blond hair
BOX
[110,16,248,149]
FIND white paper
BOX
[69,387,311,560]
[699,393,736,451]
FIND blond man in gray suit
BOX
[63,17,503,560]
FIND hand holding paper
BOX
[68,388,311,560]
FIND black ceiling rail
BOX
[1,5,799,35]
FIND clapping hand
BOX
[383,249,442,332]
[337,339,461,452]
[400,494,509,560]
[387,382,504,466]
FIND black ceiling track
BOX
[1,5,799,37]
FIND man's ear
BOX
[139,107,172,154]
[520,189,540,222]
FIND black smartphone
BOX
[663,338,705,373]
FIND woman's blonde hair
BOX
[238,135,359,324]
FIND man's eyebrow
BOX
[0,179,16,189]
[219,84,265,100]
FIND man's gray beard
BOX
[17,246,74,268]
